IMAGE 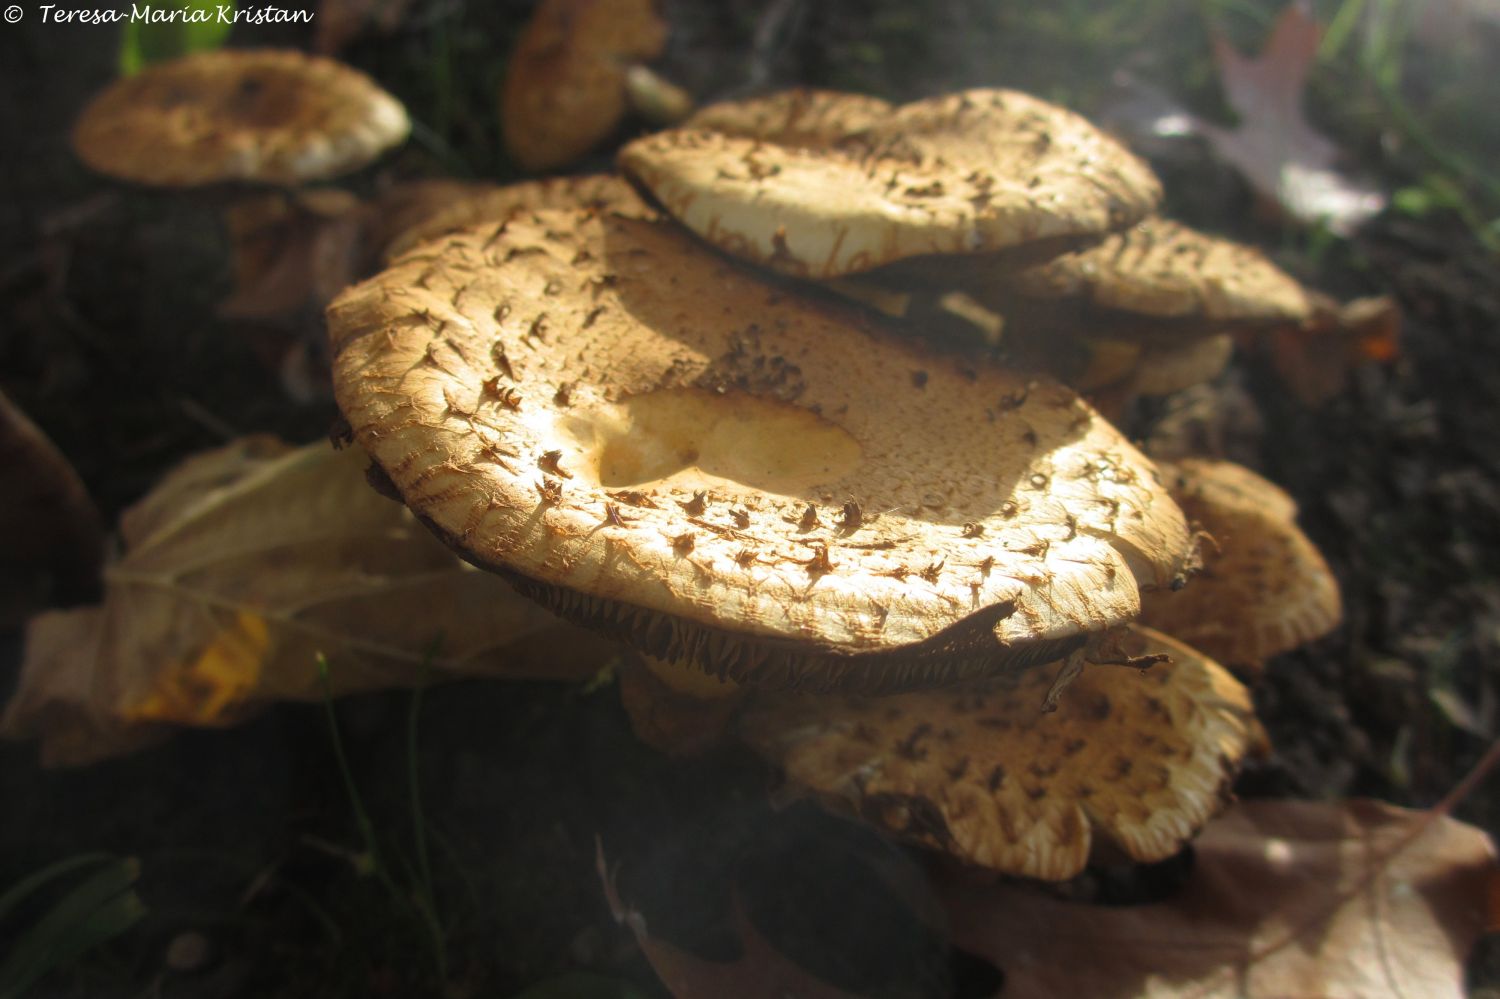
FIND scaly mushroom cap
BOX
[328,208,1190,693]
[72,49,409,187]
[618,88,1162,279]
[1139,459,1341,669]
[992,218,1313,324]
[685,88,894,145]
[380,174,651,262]
[738,626,1255,879]
[1127,334,1235,397]
[500,0,668,171]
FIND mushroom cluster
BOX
[62,50,1342,882]
[325,85,1348,882]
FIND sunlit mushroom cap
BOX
[72,49,410,187]
[739,625,1255,879]
[328,208,1191,693]
[994,218,1313,324]
[380,174,652,262]
[685,88,894,145]
[618,88,1161,279]
[500,0,668,171]
[1139,459,1341,668]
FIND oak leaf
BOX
[937,798,1496,998]
[0,438,618,766]
[1199,3,1387,234]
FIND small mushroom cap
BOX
[380,174,651,262]
[329,208,1191,693]
[685,88,894,145]
[72,49,410,187]
[1139,459,1341,668]
[1127,333,1235,397]
[619,88,1161,279]
[738,625,1256,879]
[991,218,1313,324]
[500,0,668,171]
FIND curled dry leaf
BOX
[0,437,618,766]
[1252,293,1402,406]
[938,798,1497,999]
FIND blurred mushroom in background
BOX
[501,0,692,172]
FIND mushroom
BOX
[739,625,1257,879]
[378,174,652,262]
[218,188,367,320]
[1138,459,1342,673]
[500,0,688,172]
[975,217,1314,331]
[71,49,409,187]
[684,88,894,145]
[618,88,1161,280]
[328,206,1193,695]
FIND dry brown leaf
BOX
[0,438,618,766]
[1254,293,1402,405]
[1201,3,1387,234]
[0,389,104,627]
[938,798,1496,998]
[597,841,863,999]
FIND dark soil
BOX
[2,2,1498,996]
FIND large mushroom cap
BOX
[72,49,409,187]
[500,0,669,171]
[618,88,1161,279]
[380,174,652,262]
[991,217,1314,324]
[328,208,1190,693]
[685,88,894,145]
[1139,459,1342,669]
[739,626,1256,879]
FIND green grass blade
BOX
[0,858,145,998]
[0,854,112,923]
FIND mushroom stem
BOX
[623,65,694,125]
[641,655,741,700]
[619,655,744,757]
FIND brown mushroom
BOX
[1139,459,1342,672]
[618,88,1161,279]
[378,174,652,262]
[980,217,1314,328]
[327,207,1192,694]
[500,0,684,172]
[72,49,409,187]
[684,88,894,145]
[739,625,1256,879]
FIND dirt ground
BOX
[1,2,1498,996]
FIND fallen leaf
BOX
[0,438,619,766]
[597,840,864,999]
[1200,3,1387,234]
[938,798,1496,998]
[1252,293,1402,405]
[0,390,104,627]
